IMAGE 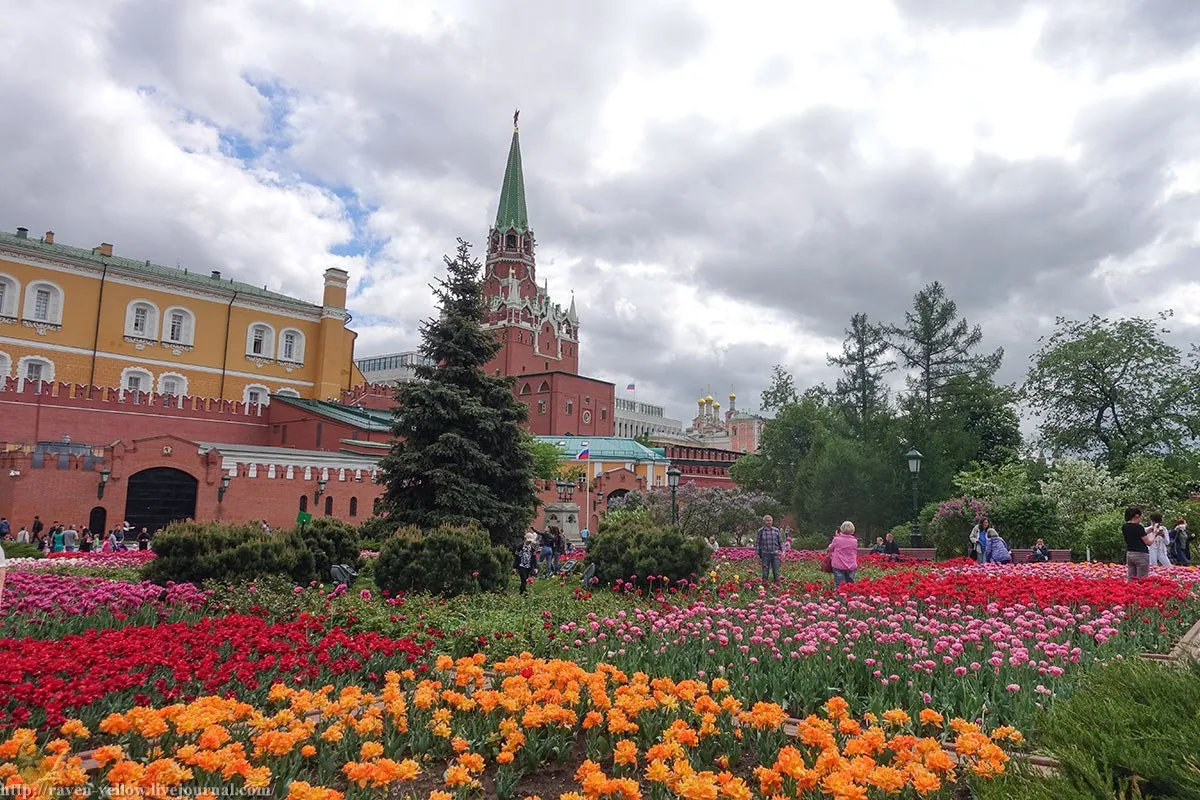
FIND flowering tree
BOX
[1039,458,1127,532]
[631,484,783,545]
[952,461,1030,501]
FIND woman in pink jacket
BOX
[828,521,859,589]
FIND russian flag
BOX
[576,442,590,460]
[626,382,636,391]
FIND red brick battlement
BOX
[0,377,270,447]
[340,382,395,411]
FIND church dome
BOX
[704,395,714,404]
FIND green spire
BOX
[494,120,529,234]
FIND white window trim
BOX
[161,306,196,346]
[278,327,306,364]
[22,279,65,325]
[124,299,160,340]
[246,322,276,359]
[17,355,55,383]
[274,387,300,397]
[157,371,188,396]
[0,273,20,318]
[243,383,271,405]
[0,350,11,378]
[120,366,154,394]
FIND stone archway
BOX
[88,506,107,535]
[123,467,198,533]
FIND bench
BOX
[855,547,936,561]
[1009,548,1072,564]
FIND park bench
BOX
[855,547,936,561]
[1009,548,1072,564]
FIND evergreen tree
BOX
[760,364,800,413]
[376,240,536,547]
[827,313,893,431]
[887,281,1003,421]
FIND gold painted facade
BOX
[0,229,364,401]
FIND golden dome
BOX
[729,391,736,399]
[714,401,721,409]
[704,395,714,404]
[697,397,705,405]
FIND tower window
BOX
[506,234,517,248]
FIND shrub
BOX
[990,494,1064,549]
[373,523,510,597]
[142,521,316,585]
[585,508,710,589]
[1079,510,1126,563]
[358,515,398,548]
[926,496,992,559]
[1,542,44,560]
[297,517,361,580]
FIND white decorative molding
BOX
[124,335,157,350]
[22,320,61,335]
[161,341,194,355]
[286,465,295,480]
[268,464,277,479]
[0,314,18,326]
[246,356,273,368]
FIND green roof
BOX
[273,394,392,432]
[494,130,530,233]
[536,436,669,462]
[0,231,321,309]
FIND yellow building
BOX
[0,226,363,402]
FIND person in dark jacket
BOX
[515,532,539,595]
[1029,539,1050,563]
[882,533,902,557]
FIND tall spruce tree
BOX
[887,281,1002,421]
[827,312,893,431]
[376,239,536,547]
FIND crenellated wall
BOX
[0,377,271,446]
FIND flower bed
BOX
[8,550,157,571]
[0,614,427,730]
[0,654,1019,799]
[0,572,211,628]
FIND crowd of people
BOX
[1123,507,1191,579]
[513,525,576,594]
[0,516,155,552]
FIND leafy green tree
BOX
[1120,455,1189,514]
[759,364,799,414]
[1025,313,1200,470]
[526,436,563,480]
[828,313,893,431]
[376,240,537,547]
[937,375,1022,466]
[728,397,830,506]
[888,281,1003,421]
[952,461,1031,501]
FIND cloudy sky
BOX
[3,0,1200,423]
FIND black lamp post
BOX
[555,480,575,503]
[217,473,232,503]
[905,448,924,547]
[667,467,681,524]
[97,468,111,500]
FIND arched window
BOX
[0,273,19,318]
[519,383,531,394]
[157,372,187,396]
[323,496,334,516]
[243,384,270,406]
[0,351,11,378]
[506,234,517,248]
[120,366,154,394]
[538,381,550,392]
[246,322,275,358]
[22,280,64,326]
[124,300,159,339]
[275,387,300,398]
[17,356,54,384]
[299,495,308,512]
[279,328,305,364]
[162,307,195,346]
[349,497,358,517]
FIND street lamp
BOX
[97,468,111,500]
[314,476,328,501]
[217,473,232,503]
[556,479,575,503]
[667,467,681,525]
[905,448,924,547]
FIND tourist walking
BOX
[50,526,65,553]
[828,522,859,589]
[1169,518,1190,565]
[515,532,539,595]
[1123,507,1153,580]
[756,514,783,583]
[1146,513,1171,567]
[63,526,78,553]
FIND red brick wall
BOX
[0,435,384,533]
[514,372,615,437]
[0,378,270,448]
